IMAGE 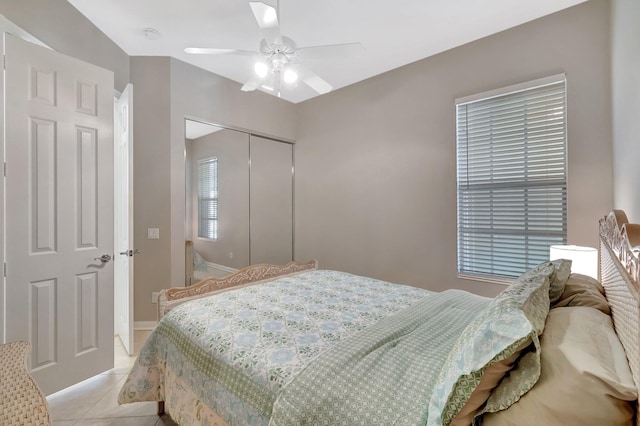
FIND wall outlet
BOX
[148,228,160,239]
[151,292,160,304]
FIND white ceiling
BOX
[67,0,588,104]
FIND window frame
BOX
[455,74,568,283]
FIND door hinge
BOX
[3,162,6,177]
[4,263,6,277]
[3,55,5,70]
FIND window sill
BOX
[457,273,513,286]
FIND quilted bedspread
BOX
[118,270,431,425]
[270,289,491,425]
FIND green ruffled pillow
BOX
[520,259,572,304]
[427,260,571,425]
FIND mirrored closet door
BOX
[185,119,293,284]
[250,135,294,265]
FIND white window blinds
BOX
[198,157,218,240]
[456,76,567,279]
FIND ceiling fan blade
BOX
[296,42,364,61]
[184,47,256,57]
[297,65,333,95]
[249,1,283,46]
[241,76,263,92]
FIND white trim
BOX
[134,321,158,330]
[205,261,237,274]
[455,73,566,105]
[0,14,50,49]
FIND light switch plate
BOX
[148,228,160,239]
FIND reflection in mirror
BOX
[184,119,294,285]
[250,135,293,265]
[186,122,250,283]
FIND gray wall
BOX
[130,57,172,322]
[295,0,613,297]
[0,0,129,91]
[611,0,640,219]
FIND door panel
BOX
[249,136,293,265]
[4,34,114,395]
[31,118,57,252]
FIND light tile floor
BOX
[47,330,177,426]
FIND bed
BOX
[119,210,640,425]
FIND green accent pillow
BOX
[427,261,565,425]
[526,259,571,304]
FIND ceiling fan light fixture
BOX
[188,1,358,99]
[283,68,298,84]
[254,61,270,78]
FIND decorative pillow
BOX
[427,263,557,426]
[552,273,610,315]
[521,259,572,304]
[547,259,572,303]
[480,307,637,426]
[448,340,531,426]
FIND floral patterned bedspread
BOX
[118,269,431,425]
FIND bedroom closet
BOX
[184,119,293,284]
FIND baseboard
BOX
[205,261,237,274]
[134,321,158,330]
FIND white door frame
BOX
[114,84,134,355]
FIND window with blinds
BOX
[198,157,218,240]
[456,75,567,280]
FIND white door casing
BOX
[4,34,114,395]
[114,84,134,355]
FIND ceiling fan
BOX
[184,1,364,98]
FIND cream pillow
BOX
[480,307,636,426]
[552,273,610,314]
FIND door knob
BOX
[94,254,112,263]
[119,249,140,257]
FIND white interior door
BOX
[114,84,134,355]
[4,34,114,395]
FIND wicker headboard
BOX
[599,210,640,424]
